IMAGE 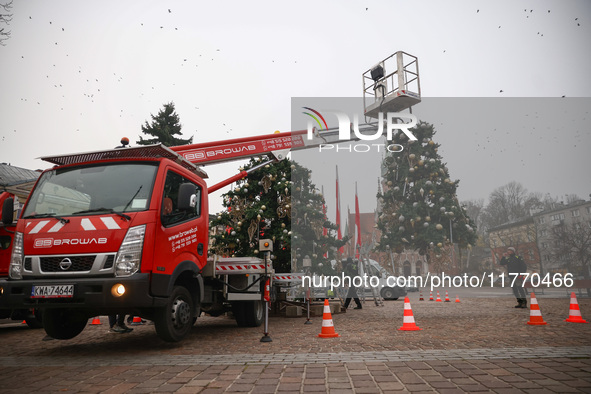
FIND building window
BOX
[551,213,565,221]
[542,242,548,249]
[572,209,580,217]
[540,229,547,237]
[544,254,550,262]
[587,206,591,214]
[538,217,545,224]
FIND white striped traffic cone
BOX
[565,292,588,323]
[318,299,340,338]
[444,291,451,302]
[527,292,547,326]
[399,297,422,331]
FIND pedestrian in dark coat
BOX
[343,258,362,309]
[500,247,528,308]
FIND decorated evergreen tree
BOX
[291,163,348,275]
[376,121,477,261]
[209,159,346,274]
[137,102,193,146]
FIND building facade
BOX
[532,199,591,276]
[488,199,591,277]
[488,217,540,271]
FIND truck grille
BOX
[104,255,115,269]
[40,255,96,272]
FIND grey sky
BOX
[292,98,591,222]
[1,1,590,213]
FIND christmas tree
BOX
[209,158,346,274]
[376,121,477,260]
[137,102,193,146]
[291,163,348,275]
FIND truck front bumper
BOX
[0,274,166,312]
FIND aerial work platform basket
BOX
[362,51,421,119]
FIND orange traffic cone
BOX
[455,295,461,303]
[444,291,451,302]
[90,316,101,325]
[130,316,144,325]
[527,292,547,325]
[399,297,422,331]
[318,299,340,338]
[565,292,588,323]
[436,291,442,302]
[429,291,434,301]
[419,292,424,301]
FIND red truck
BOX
[0,126,371,342]
[0,192,43,327]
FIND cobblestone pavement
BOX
[0,293,590,392]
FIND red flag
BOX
[355,182,362,259]
[336,166,343,254]
[322,186,328,258]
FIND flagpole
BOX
[336,166,343,256]
[322,186,328,259]
[355,182,362,260]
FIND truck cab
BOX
[0,146,222,341]
[0,192,16,277]
[0,192,43,327]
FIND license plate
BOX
[31,285,74,298]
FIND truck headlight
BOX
[9,232,24,280]
[115,225,145,277]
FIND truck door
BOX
[152,168,207,288]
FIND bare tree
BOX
[564,194,583,204]
[549,222,591,295]
[462,199,484,234]
[480,182,555,231]
[0,1,12,46]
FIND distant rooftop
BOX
[0,163,41,199]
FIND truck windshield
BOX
[23,163,158,217]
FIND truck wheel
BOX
[232,300,264,327]
[381,287,396,300]
[42,309,87,340]
[154,286,194,342]
[25,309,43,329]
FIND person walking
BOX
[499,247,528,308]
[343,258,362,310]
[109,314,133,333]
